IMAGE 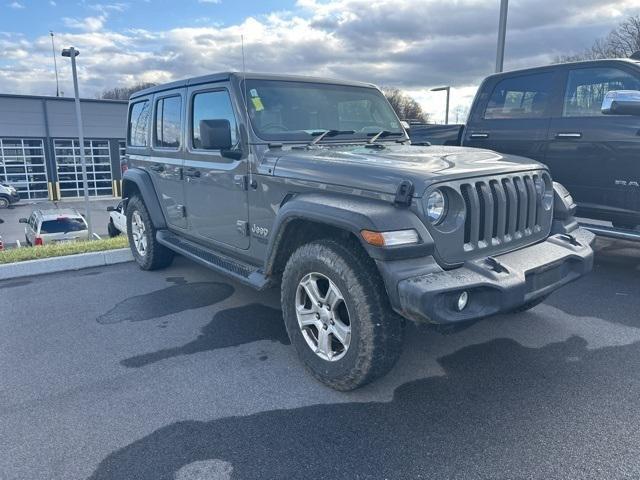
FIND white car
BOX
[107,201,127,237]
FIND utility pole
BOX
[431,86,450,125]
[495,0,509,73]
[50,31,60,97]
[62,47,93,239]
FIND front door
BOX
[545,65,640,221]
[464,71,555,163]
[183,85,249,249]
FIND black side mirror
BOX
[602,90,640,116]
[200,119,233,150]
[0,218,4,224]
[106,206,115,212]
[18,218,28,224]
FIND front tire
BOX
[0,196,9,209]
[126,195,174,270]
[107,220,120,238]
[281,239,404,390]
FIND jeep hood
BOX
[270,144,545,197]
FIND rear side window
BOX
[155,95,182,148]
[563,67,640,117]
[192,90,238,150]
[128,100,151,147]
[484,73,554,119]
[40,218,87,234]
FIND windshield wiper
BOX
[367,130,403,144]
[309,129,356,145]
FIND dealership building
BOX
[0,94,128,201]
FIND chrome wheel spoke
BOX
[295,272,351,362]
[316,327,332,359]
[330,320,350,347]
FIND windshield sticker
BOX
[249,89,264,111]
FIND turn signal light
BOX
[361,229,419,247]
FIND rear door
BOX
[183,83,249,250]
[545,64,640,218]
[464,71,555,162]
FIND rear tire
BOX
[107,221,120,238]
[0,196,9,209]
[126,195,174,270]
[281,239,404,391]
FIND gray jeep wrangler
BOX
[123,73,594,390]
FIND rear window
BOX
[484,72,554,119]
[40,218,87,234]
[128,100,151,147]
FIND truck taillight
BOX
[121,163,128,174]
[34,237,43,246]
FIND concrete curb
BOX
[0,248,133,281]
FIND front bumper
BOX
[397,228,595,324]
[8,192,20,204]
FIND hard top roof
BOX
[484,58,640,80]
[130,72,378,99]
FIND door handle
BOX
[469,133,489,139]
[555,132,582,139]
[184,168,201,178]
[148,163,164,172]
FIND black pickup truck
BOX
[411,59,640,230]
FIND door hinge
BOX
[394,180,414,207]
[236,220,249,236]
[177,204,186,217]
[234,175,248,190]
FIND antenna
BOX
[50,31,60,97]
[241,34,254,189]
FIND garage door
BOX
[54,139,113,198]
[0,138,49,199]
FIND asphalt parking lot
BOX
[1,237,640,479]
[0,198,117,246]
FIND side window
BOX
[191,90,238,150]
[155,95,182,149]
[563,67,640,117]
[484,73,554,119]
[128,100,151,147]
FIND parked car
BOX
[410,58,640,230]
[107,201,126,237]
[0,183,20,209]
[19,209,89,246]
[122,72,594,390]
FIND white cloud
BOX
[1,0,640,120]
[6,1,25,8]
[49,0,56,5]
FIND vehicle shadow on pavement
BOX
[120,303,289,368]
[545,238,640,327]
[89,335,640,480]
[97,281,235,324]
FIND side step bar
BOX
[581,223,640,242]
[156,230,270,290]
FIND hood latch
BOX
[394,180,414,207]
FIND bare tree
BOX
[99,82,157,100]
[382,87,430,123]
[556,16,640,63]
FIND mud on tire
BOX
[281,238,404,391]
[126,195,174,270]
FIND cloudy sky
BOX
[1,0,640,122]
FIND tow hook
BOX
[485,256,509,274]
[559,233,581,247]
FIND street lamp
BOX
[431,86,450,125]
[61,47,93,240]
[495,0,509,73]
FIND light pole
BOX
[431,86,450,124]
[495,0,509,73]
[61,46,93,239]
[50,31,60,97]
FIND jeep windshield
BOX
[242,79,405,142]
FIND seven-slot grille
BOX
[459,172,548,251]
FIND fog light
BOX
[456,291,469,311]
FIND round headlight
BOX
[426,189,447,224]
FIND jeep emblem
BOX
[251,224,269,238]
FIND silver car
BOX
[19,209,89,246]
